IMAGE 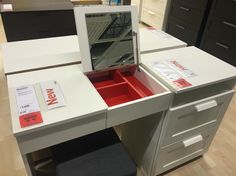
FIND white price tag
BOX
[15,85,40,116]
[40,81,66,110]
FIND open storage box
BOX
[86,65,172,127]
[74,5,173,127]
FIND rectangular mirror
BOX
[85,12,134,70]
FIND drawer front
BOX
[166,19,198,45]
[206,17,236,42]
[173,0,206,11]
[170,2,203,27]
[143,0,167,15]
[156,129,213,174]
[141,8,164,29]
[107,92,172,127]
[201,36,236,66]
[212,0,236,21]
[16,113,106,154]
[161,90,234,146]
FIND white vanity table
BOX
[4,5,236,176]
[122,46,236,176]
[1,28,186,75]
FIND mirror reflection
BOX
[85,12,134,70]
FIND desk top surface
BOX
[141,46,236,93]
[1,35,80,74]
[0,0,73,12]
[1,28,186,74]
[7,65,107,135]
[139,28,187,54]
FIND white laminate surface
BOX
[141,46,236,93]
[7,65,107,135]
[139,28,187,54]
[1,35,80,74]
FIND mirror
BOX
[85,12,134,70]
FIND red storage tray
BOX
[87,67,154,107]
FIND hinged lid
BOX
[74,5,140,72]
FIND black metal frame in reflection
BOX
[85,12,134,70]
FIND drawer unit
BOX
[161,90,234,146]
[200,0,236,66]
[141,8,163,29]
[156,129,214,174]
[170,1,203,27]
[166,18,198,45]
[166,0,212,46]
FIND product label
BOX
[15,85,43,128]
[165,60,197,78]
[149,61,192,88]
[40,81,66,110]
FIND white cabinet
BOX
[131,0,168,29]
[141,0,168,29]
[122,47,236,176]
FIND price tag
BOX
[173,78,192,88]
[15,85,43,128]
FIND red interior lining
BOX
[87,68,154,107]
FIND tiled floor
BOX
[0,15,236,176]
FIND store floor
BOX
[0,16,236,176]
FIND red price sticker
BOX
[19,111,43,128]
[173,78,192,88]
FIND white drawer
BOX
[16,113,106,154]
[141,8,164,29]
[161,90,235,146]
[156,129,214,174]
[143,0,167,16]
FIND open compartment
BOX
[87,65,168,107]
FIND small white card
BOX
[40,81,66,110]
[15,85,40,116]
[0,4,13,12]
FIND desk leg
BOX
[22,154,36,176]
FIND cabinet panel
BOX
[212,0,236,22]
[166,19,198,45]
[206,16,236,42]
[143,0,166,15]
[174,0,206,11]
[141,8,164,29]
[201,37,236,66]
[161,90,234,146]
[1,10,76,42]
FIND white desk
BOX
[1,28,186,75]
[139,28,187,54]
[1,35,81,75]
[7,62,172,176]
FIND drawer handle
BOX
[195,100,217,112]
[215,42,230,49]
[223,21,236,28]
[175,24,185,30]
[183,135,203,147]
[180,6,190,12]
[148,11,155,15]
